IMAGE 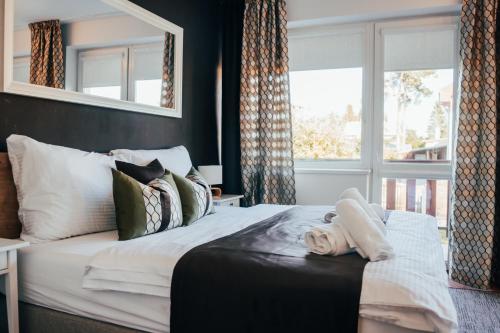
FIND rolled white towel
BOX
[324,211,337,223]
[305,217,353,256]
[336,199,394,262]
[369,203,385,221]
[339,188,386,233]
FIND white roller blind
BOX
[289,31,364,71]
[79,51,125,88]
[13,57,30,83]
[131,46,163,81]
[384,28,456,71]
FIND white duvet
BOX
[84,205,457,333]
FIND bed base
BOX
[0,298,145,333]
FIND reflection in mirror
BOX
[13,0,176,109]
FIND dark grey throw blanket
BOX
[170,206,368,333]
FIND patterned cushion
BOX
[112,169,182,241]
[172,167,214,226]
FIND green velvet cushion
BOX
[172,167,214,226]
[112,169,183,240]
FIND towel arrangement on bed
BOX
[305,188,394,261]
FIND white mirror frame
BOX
[0,0,183,118]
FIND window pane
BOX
[135,79,162,106]
[79,50,125,100]
[383,28,455,162]
[13,57,30,83]
[290,68,363,160]
[381,178,449,230]
[130,46,163,107]
[383,69,453,161]
[83,86,121,100]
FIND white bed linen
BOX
[4,217,421,333]
[6,205,456,333]
[83,204,290,297]
[85,206,457,333]
[360,211,457,332]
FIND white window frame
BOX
[12,56,30,84]
[288,16,459,208]
[289,23,374,173]
[1,0,184,118]
[77,47,129,101]
[370,16,459,204]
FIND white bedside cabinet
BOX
[213,194,244,207]
[0,239,29,333]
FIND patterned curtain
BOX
[239,0,296,206]
[161,32,175,109]
[450,0,500,289]
[29,20,64,89]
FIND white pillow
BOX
[7,135,117,243]
[110,146,193,177]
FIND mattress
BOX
[10,206,449,333]
[14,230,168,332]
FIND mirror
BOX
[3,0,183,117]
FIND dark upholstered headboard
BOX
[0,153,21,239]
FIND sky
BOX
[289,68,363,119]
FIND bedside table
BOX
[213,194,244,207]
[0,239,29,333]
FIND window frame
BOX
[288,23,374,171]
[371,16,460,204]
[2,0,184,118]
[77,47,129,101]
[12,56,30,84]
[128,43,164,105]
[288,15,459,234]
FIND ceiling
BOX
[15,0,121,28]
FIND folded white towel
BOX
[336,199,394,262]
[339,188,386,233]
[305,217,353,256]
[369,203,385,221]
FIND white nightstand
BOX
[213,194,244,207]
[0,239,29,333]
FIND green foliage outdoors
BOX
[291,70,449,161]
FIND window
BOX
[290,68,363,160]
[78,43,163,106]
[288,17,458,246]
[129,45,163,107]
[382,28,456,162]
[288,27,367,164]
[78,48,127,100]
[374,18,458,241]
[13,56,30,83]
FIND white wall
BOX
[288,0,460,205]
[14,15,163,56]
[64,15,163,50]
[295,170,370,205]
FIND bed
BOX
[0,152,457,333]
